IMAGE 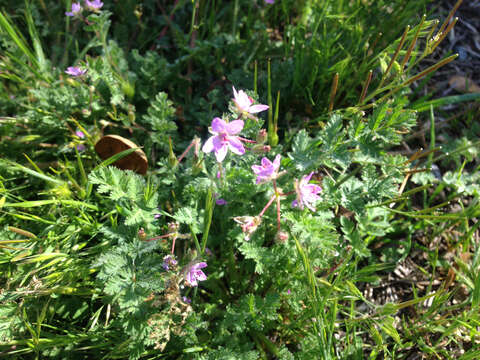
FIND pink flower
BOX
[185,262,207,287]
[214,193,227,205]
[265,0,275,3]
[75,130,86,151]
[66,3,82,16]
[216,198,227,205]
[75,130,85,139]
[252,154,281,184]
[232,86,269,117]
[85,0,103,11]
[292,172,322,211]
[65,66,87,77]
[202,117,245,162]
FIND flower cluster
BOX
[66,0,103,17]
[202,87,268,163]
[159,85,321,293]
[199,86,323,242]
[162,255,178,271]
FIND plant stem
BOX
[272,179,281,232]
[258,195,276,218]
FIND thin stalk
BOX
[328,73,339,112]
[427,104,436,206]
[436,0,463,36]
[378,25,410,89]
[367,32,383,56]
[430,17,458,53]
[254,60,258,94]
[144,233,172,242]
[232,0,239,37]
[272,180,281,232]
[189,0,198,38]
[333,165,363,190]
[403,54,458,87]
[421,20,439,58]
[177,138,197,163]
[258,195,276,218]
[401,15,426,71]
[361,54,458,108]
[358,70,373,104]
[273,90,280,140]
[201,188,214,253]
[188,224,202,254]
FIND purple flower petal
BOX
[211,117,227,133]
[292,172,322,211]
[273,154,281,168]
[261,157,272,167]
[225,120,244,135]
[227,136,245,155]
[66,2,82,16]
[251,165,263,174]
[216,198,227,205]
[304,172,314,182]
[214,143,228,162]
[65,66,87,77]
[248,104,269,113]
[85,0,103,10]
[202,136,215,153]
[185,262,207,287]
[75,130,85,138]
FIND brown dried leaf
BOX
[95,135,148,175]
[448,75,480,93]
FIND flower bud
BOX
[268,132,279,147]
[168,137,178,167]
[256,129,268,144]
[251,144,271,154]
[138,228,147,240]
[275,230,288,244]
[192,159,204,175]
[128,105,136,123]
[168,222,180,233]
[122,81,135,100]
[193,136,201,159]
[66,78,79,87]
